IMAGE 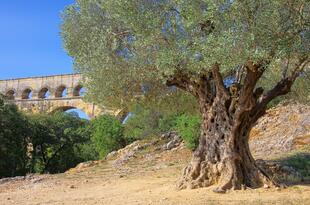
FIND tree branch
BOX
[237,60,266,111]
[166,70,199,98]
[211,63,229,100]
[251,57,309,122]
[260,57,308,106]
[166,67,216,109]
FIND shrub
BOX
[123,106,161,141]
[91,115,126,158]
[76,141,99,162]
[123,91,200,140]
[175,114,201,150]
[158,113,179,133]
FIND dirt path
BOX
[1,169,309,205]
[1,131,310,205]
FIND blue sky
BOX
[0,0,75,79]
[0,0,90,119]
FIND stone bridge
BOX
[0,73,117,118]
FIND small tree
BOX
[62,0,310,191]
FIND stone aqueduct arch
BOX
[0,73,117,118]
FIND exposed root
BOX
[177,156,278,192]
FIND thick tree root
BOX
[177,156,278,192]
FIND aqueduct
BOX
[0,73,116,118]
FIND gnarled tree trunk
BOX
[167,59,307,192]
[177,99,274,191]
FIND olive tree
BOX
[61,0,310,191]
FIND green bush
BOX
[91,115,126,158]
[123,91,199,140]
[123,94,201,147]
[76,141,99,162]
[124,106,161,141]
[175,114,201,150]
[158,113,179,133]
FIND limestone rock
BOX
[67,161,99,173]
[113,151,136,167]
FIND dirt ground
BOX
[1,141,309,205]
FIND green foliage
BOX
[158,113,179,133]
[76,141,99,162]
[0,96,93,177]
[124,92,199,140]
[0,94,129,177]
[0,95,30,177]
[1,92,133,177]
[90,115,126,158]
[122,91,201,149]
[124,106,201,149]
[61,0,310,108]
[28,112,92,173]
[124,107,161,141]
[175,114,201,150]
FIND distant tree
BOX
[29,112,90,173]
[62,0,310,191]
[0,94,30,178]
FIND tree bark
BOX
[174,63,277,192]
[177,101,275,192]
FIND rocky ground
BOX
[0,102,309,205]
[250,101,310,159]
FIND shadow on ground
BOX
[258,152,310,186]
